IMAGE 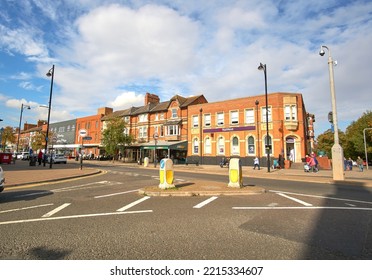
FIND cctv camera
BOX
[319,49,325,56]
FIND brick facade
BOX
[187,92,312,166]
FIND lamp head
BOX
[258,63,265,71]
[255,100,259,105]
[319,46,325,56]
[46,71,52,77]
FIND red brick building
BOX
[102,93,207,163]
[75,107,113,158]
[187,92,313,166]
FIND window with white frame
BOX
[245,109,254,124]
[139,114,148,122]
[192,115,199,128]
[124,116,130,123]
[261,107,272,122]
[204,114,211,127]
[166,125,179,136]
[204,137,211,154]
[217,136,225,154]
[230,110,239,124]
[160,125,164,137]
[232,136,239,154]
[123,127,129,135]
[247,136,255,154]
[193,138,199,154]
[139,126,147,138]
[160,113,164,120]
[285,105,297,121]
[171,108,178,118]
[155,114,159,121]
[217,112,224,126]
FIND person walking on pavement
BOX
[253,156,260,170]
[37,150,43,166]
[356,156,364,172]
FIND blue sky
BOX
[1,0,371,136]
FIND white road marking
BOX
[0,203,54,214]
[0,210,153,226]
[193,196,218,209]
[269,190,372,206]
[42,203,71,218]
[277,193,313,206]
[232,206,372,211]
[52,181,121,192]
[345,203,356,207]
[94,189,139,199]
[116,196,151,212]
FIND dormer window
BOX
[171,108,178,118]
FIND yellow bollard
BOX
[228,158,243,188]
[159,158,175,189]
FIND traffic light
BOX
[328,111,333,123]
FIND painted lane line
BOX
[277,193,313,206]
[94,189,139,199]
[0,210,153,226]
[116,196,151,212]
[345,203,356,207]
[0,203,54,214]
[193,196,218,209]
[269,190,372,206]
[232,206,372,211]
[14,191,52,198]
[42,203,71,218]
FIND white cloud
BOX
[108,91,144,109]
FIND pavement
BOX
[1,159,372,196]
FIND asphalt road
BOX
[1,164,372,260]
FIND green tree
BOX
[0,126,16,152]
[315,129,346,159]
[344,111,372,159]
[101,117,133,162]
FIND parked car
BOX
[48,154,67,164]
[16,152,30,160]
[0,166,5,192]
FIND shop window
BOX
[205,137,211,154]
[193,138,199,154]
[232,136,239,155]
[248,136,255,154]
[217,136,225,155]
[264,135,273,155]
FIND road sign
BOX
[79,129,87,136]
[153,132,159,140]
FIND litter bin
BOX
[0,153,13,164]
[29,156,37,166]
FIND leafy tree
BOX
[31,132,46,151]
[101,117,133,161]
[344,111,372,159]
[0,126,16,151]
[315,129,346,159]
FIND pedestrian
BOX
[37,150,43,165]
[253,156,260,170]
[347,157,353,171]
[356,156,364,172]
[278,154,284,169]
[308,153,318,172]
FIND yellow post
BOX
[228,158,243,188]
[159,158,175,189]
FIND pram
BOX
[304,164,310,172]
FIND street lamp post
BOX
[319,46,344,180]
[255,100,260,159]
[258,63,270,172]
[199,107,203,165]
[44,65,55,168]
[363,128,372,170]
[17,104,31,153]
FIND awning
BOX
[140,140,187,150]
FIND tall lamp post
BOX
[319,46,344,180]
[258,63,270,172]
[255,100,260,159]
[364,128,372,170]
[44,65,55,168]
[199,107,203,165]
[16,104,31,153]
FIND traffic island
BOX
[138,180,266,197]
